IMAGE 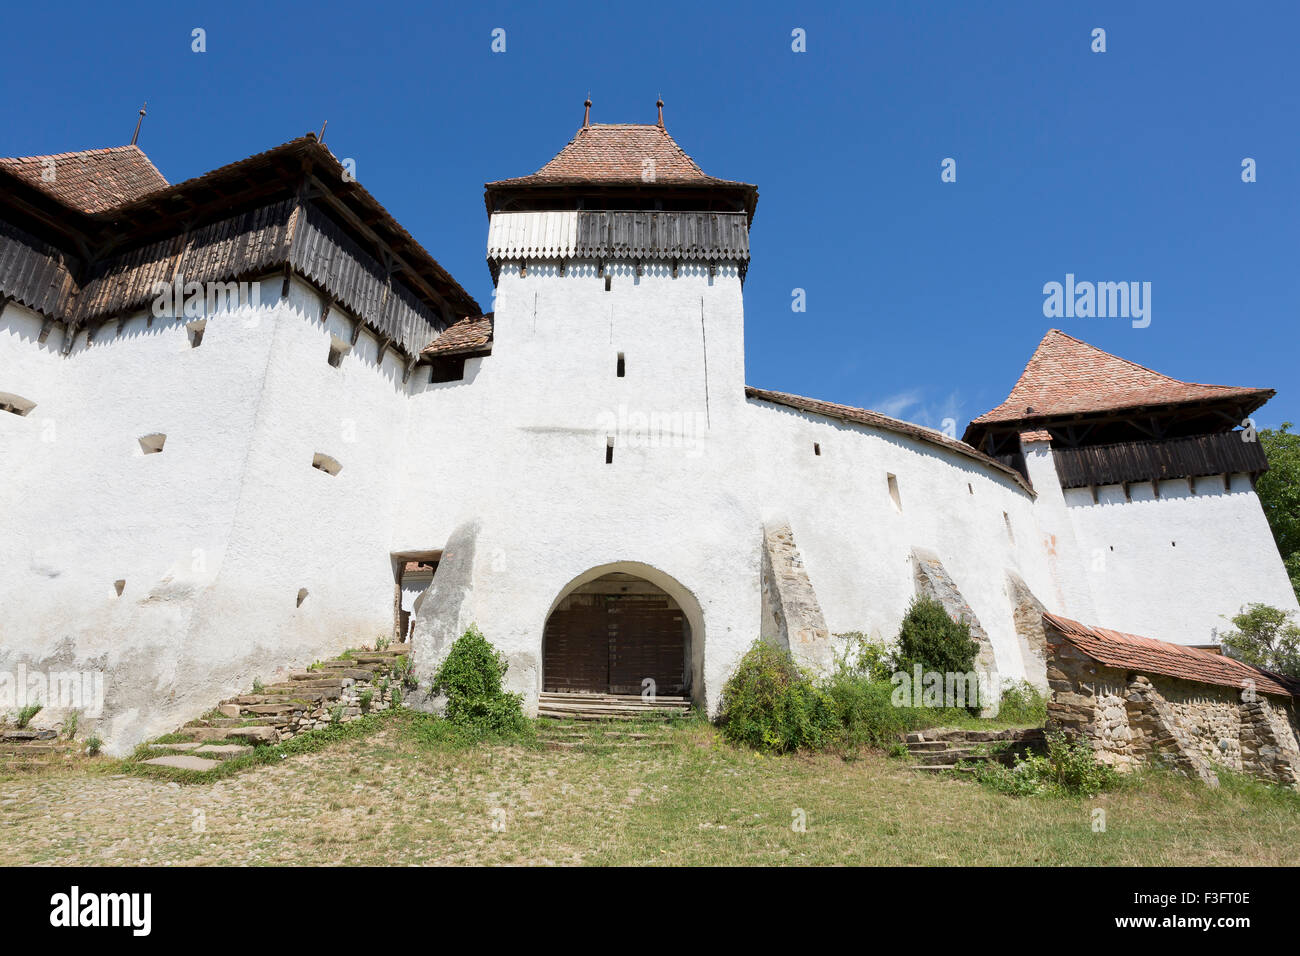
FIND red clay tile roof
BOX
[970,330,1272,426]
[421,314,493,356]
[1044,612,1298,698]
[745,386,1034,494]
[0,145,168,214]
[487,123,749,188]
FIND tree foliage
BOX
[1258,422,1300,602]
[1219,603,1300,678]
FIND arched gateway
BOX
[543,569,695,698]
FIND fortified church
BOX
[1,101,1295,751]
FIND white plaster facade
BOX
[2,168,1297,756]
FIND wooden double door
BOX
[543,588,688,696]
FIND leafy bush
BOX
[973,731,1120,797]
[823,668,908,748]
[834,633,893,682]
[85,735,103,756]
[431,625,529,737]
[1219,603,1300,677]
[892,597,978,677]
[718,641,838,753]
[995,681,1048,725]
[393,653,417,689]
[15,704,41,729]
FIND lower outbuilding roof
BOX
[1043,612,1298,699]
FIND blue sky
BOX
[7,0,1297,430]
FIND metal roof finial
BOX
[130,102,147,146]
[656,96,664,127]
[583,94,592,128]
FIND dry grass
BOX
[1,713,1297,866]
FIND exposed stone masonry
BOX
[1045,619,1300,790]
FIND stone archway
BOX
[542,563,702,701]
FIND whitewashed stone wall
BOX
[4,210,1297,753]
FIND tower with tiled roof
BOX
[964,329,1273,491]
[474,98,757,433]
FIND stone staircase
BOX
[0,727,77,771]
[535,719,682,752]
[140,644,410,773]
[537,692,693,722]
[901,727,1045,773]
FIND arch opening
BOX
[543,569,695,699]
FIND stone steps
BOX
[140,641,412,772]
[0,730,79,768]
[537,692,692,722]
[901,726,1045,771]
[535,716,683,751]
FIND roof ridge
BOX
[0,144,150,164]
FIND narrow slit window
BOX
[113,579,126,597]
[186,320,206,348]
[813,442,821,456]
[297,588,309,607]
[605,437,614,464]
[1003,512,1015,543]
[0,392,36,417]
[312,453,342,476]
[616,353,625,377]
[138,433,166,454]
[604,275,612,292]
[887,473,901,512]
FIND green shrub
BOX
[893,597,978,676]
[85,735,103,756]
[892,597,982,712]
[393,654,417,689]
[61,710,79,739]
[823,669,907,748]
[431,625,529,737]
[995,680,1048,725]
[718,641,838,753]
[15,704,41,729]
[974,731,1121,797]
[834,633,893,682]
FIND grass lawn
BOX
[1,711,1298,866]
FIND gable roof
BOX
[969,330,1272,429]
[745,386,1034,494]
[421,314,493,357]
[0,145,168,215]
[1043,612,1298,698]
